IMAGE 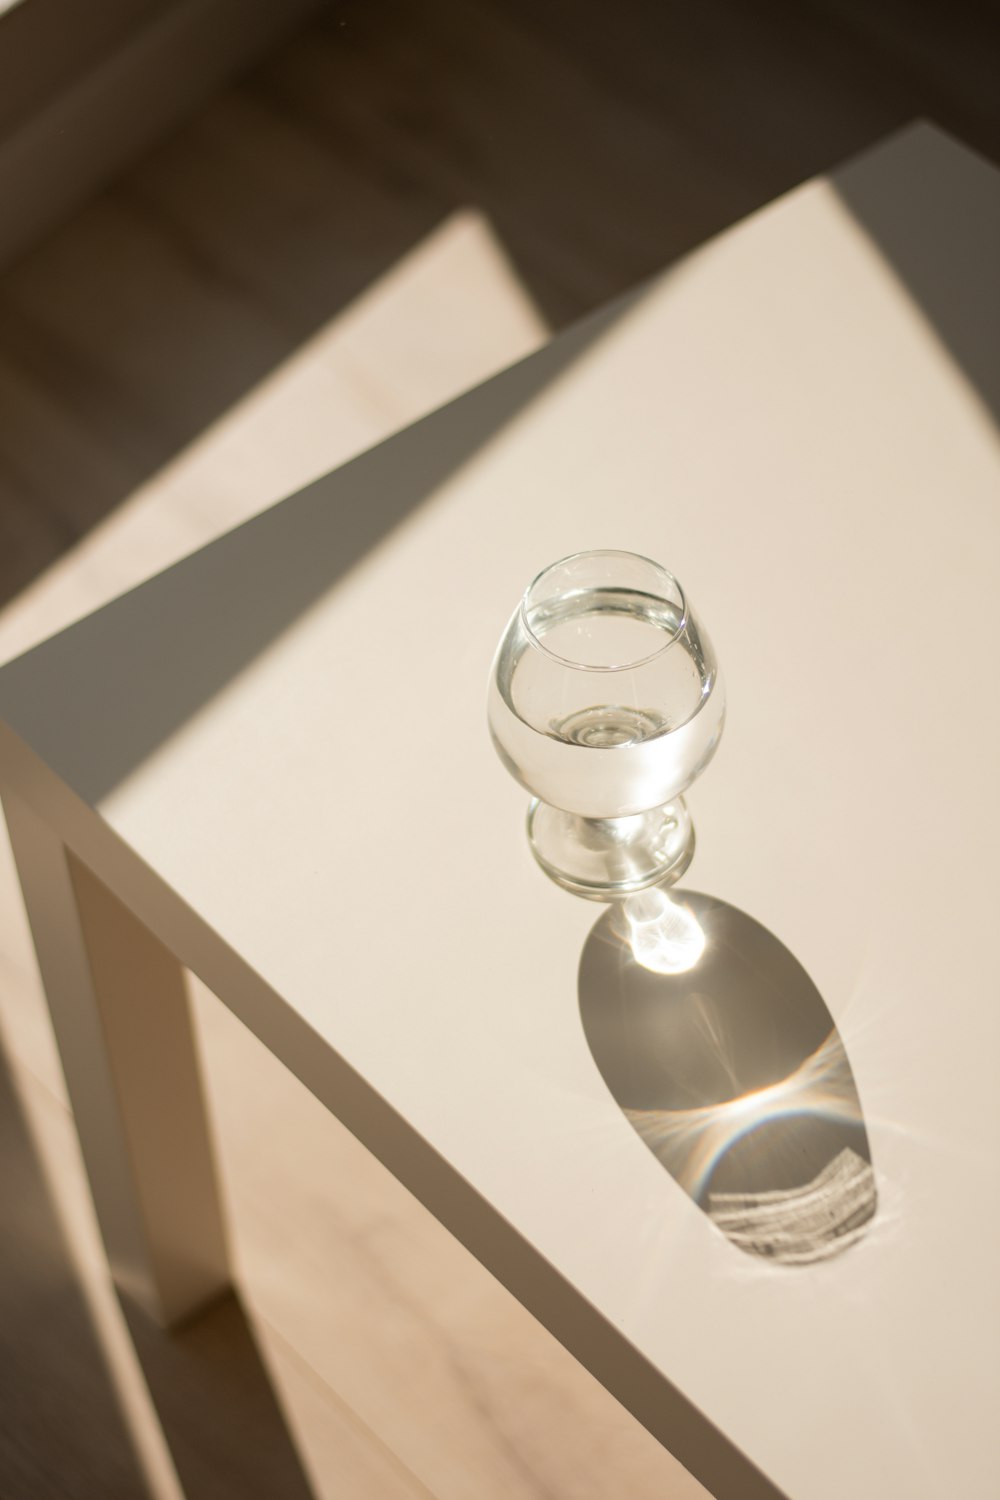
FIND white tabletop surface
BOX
[2,123,999,1500]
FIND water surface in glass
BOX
[489,552,722,821]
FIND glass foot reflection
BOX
[579,891,877,1264]
[527,796,694,900]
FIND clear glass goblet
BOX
[488,550,724,899]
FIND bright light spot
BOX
[624,888,706,974]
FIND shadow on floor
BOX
[0,1047,147,1499]
[122,1292,316,1500]
[0,1044,316,1499]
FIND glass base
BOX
[526,796,695,901]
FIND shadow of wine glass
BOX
[579,890,876,1265]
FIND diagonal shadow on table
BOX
[579,891,877,1265]
[833,122,1000,431]
[0,288,641,808]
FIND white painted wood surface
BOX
[2,125,998,1500]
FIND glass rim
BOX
[519,549,688,672]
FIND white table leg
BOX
[2,789,230,1327]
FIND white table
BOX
[2,123,998,1500]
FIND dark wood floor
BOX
[0,0,997,609]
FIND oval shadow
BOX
[579,891,877,1264]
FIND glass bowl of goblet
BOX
[487,550,724,900]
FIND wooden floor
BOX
[1,3,997,1497]
[1,0,997,610]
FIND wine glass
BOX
[487,550,724,899]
